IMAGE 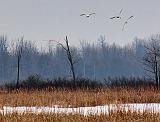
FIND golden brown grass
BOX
[0,87,160,121]
[0,110,160,122]
[0,87,160,107]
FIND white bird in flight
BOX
[110,9,123,20]
[80,13,96,18]
[122,16,134,31]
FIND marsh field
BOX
[0,86,159,122]
[0,87,160,107]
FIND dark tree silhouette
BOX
[15,38,23,88]
[54,36,76,86]
[142,35,160,88]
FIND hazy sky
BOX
[0,0,160,47]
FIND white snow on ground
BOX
[1,103,160,115]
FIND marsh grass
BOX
[0,86,159,108]
[0,86,160,121]
[0,110,160,122]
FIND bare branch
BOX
[143,68,155,74]
[52,40,68,51]
[53,36,76,84]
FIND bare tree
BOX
[15,37,23,88]
[54,36,76,85]
[0,36,9,80]
[142,35,160,88]
[80,41,90,78]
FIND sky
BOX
[0,0,160,48]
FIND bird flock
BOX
[80,9,134,31]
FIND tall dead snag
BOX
[142,36,160,89]
[54,36,76,86]
[16,38,23,89]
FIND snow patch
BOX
[1,103,160,115]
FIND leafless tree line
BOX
[1,35,160,88]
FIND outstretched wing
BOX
[110,16,116,19]
[122,21,127,31]
[89,13,96,16]
[80,14,86,16]
[119,9,123,15]
[127,16,134,21]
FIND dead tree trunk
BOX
[16,51,20,89]
[54,36,76,86]
[16,38,23,89]
[155,55,159,88]
[65,36,76,83]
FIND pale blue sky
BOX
[0,0,160,47]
